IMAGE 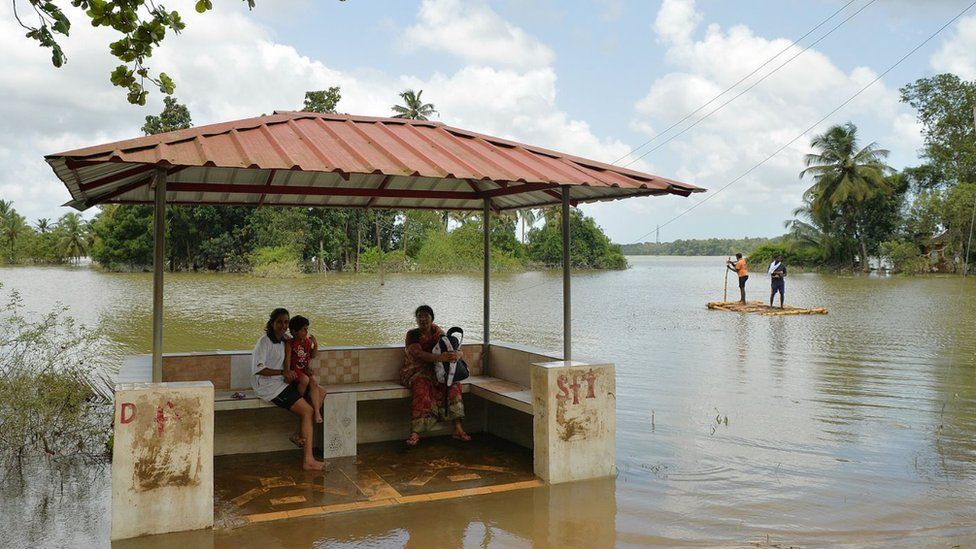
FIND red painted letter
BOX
[584,371,597,399]
[556,375,570,402]
[569,375,581,405]
[120,402,136,424]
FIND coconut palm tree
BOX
[1,211,25,260]
[799,122,894,271]
[35,218,51,234]
[57,212,89,263]
[391,89,437,120]
[519,209,540,243]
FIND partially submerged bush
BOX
[880,240,930,274]
[0,285,119,464]
[249,245,303,278]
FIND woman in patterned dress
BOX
[401,305,471,446]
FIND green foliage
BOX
[412,223,523,273]
[880,240,929,274]
[303,87,341,113]
[900,74,976,186]
[142,96,192,135]
[392,89,437,120]
[799,122,895,271]
[356,247,414,273]
[747,242,820,269]
[13,0,257,104]
[90,205,154,270]
[526,208,626,269]
[0,285,118,462]
[249,246,301,278]
[620,237,772,256]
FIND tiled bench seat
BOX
[214,375,532,415]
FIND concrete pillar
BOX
[322,392,357,458]
[112,381,214,540]
[531,361,615,484]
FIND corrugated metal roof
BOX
[46,112,704,211]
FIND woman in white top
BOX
[252,308,324,471]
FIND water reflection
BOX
[1,258,975,546]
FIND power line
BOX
[627,0,976,245]
[621,0,878,168]
[611,0,861,166]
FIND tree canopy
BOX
[303,87,342,114]
[392,89,437,120]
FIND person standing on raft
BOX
[726,253,748,304]
[768,254,786,309]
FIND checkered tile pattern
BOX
[314,350,360,385]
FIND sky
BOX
[2,0,976,244]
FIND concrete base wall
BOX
[485,401,534,449]
[112,382,214,541]
[531,361,616,484]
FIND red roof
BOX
[47,112,704,211]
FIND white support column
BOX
[152,168,167,383]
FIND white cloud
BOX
[403,0,555,69]
[619,0,917,242]
[930,15,976,80]
[654,0,701,45]
[0,0,635,227]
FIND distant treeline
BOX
[619,237,773,256]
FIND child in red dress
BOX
[285,315,325,424]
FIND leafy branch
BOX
[13,0,256,105]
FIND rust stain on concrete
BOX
[131,395,204,491]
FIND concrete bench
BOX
[148,343,538,457]
[213,375,532,415]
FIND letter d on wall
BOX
[120,402,136,424]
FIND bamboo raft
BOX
[706,301,828,316]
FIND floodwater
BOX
[1,256,975,547]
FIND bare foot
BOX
[405,432,420,447]
[289,433,305,448]
[302,458,325,471]
[314,414,323,424]
[452,431,471,442]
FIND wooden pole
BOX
[723,256,730,302]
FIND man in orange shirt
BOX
[726,253,748,304]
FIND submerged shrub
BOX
[0,285,119,465]
[249,245,303,278]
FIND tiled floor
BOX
[215,434,540,527]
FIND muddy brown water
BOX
[1,256,975,547]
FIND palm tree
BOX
[519,209,540,243]
[1,212,25,260]
[784,200,843,263]
[392,89,437,120]
[0,199,12,222]
[799,123,894,272]
[36,218,51,234]
[57,212,89,263]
